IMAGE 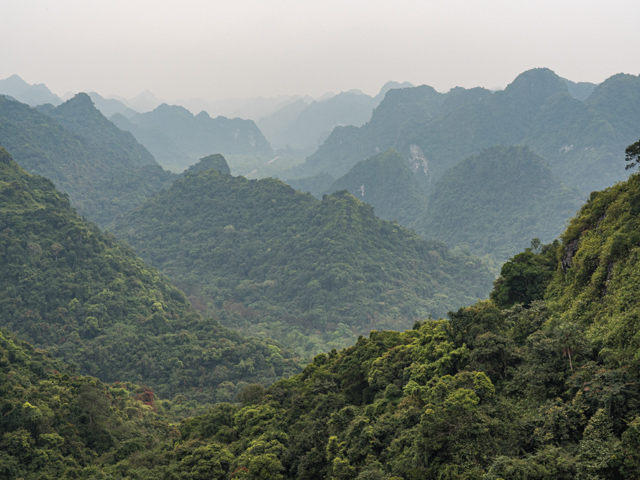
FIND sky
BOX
[2,0,640,102]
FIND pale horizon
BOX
[3,0,640,103]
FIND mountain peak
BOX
[185,153,230,175]
[503,67,568,99]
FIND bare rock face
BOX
[562,238,580,273]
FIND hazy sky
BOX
[3,0,640,102]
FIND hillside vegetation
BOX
[418,145,584,260]
[137,164,640,479]
[325,149,428,227]
[112,165,494,356]
[2,129,640,479]
[10,164,640,478]
[0,147,299,403]
[0,93,176,226]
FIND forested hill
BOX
[0,328,182,478]
[292,68,638,196]
[3,149,640,479]
[37,92,155,168]
[0,147,299,403]
[143,165,640,479]
[417,145,584,260]
[112,166,494,355]
[324,149,428,227]
[0,94,175,226]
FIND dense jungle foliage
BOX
[325,149,428,228]
[112,166,494,356]
[0,141,640,480]
[7,165,640,479]
[120,167,640,478]
[0,328,185,479]
[0,93,176,226]
[418,145,584,260]
[0,148,300,404]
[293,69,638,196]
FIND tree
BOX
[624,140,640,170]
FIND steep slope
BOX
[294,68,637,196]
[111,103,274,172]
[0,148,299,403]
[258,83,414,152]
[0,327,186,479]
[0,94,175,226]
[419,146,584,260]
[544,166,640,363]
[325,149,428,227]
[112,166,494,355]
[288,84,450,181]
[38,92,155,168]
[146,165,640,480]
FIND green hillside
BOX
[112,166,494,356]
[0,148,299,403]
[143,161,640,479]
[326,149,428,227]
[37,92,155,169]
[419,146,584,260]
[544,165,640,365]
[0,327,183,479]
[0,94,176,226]
[3,144,640,479]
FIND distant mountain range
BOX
[287,68,635,198]
[0,92,174,226]
[111,103,274,172]
[257,81,413,151]
[0,74,62,106]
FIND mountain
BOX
[184,153,231,175]
[177,94,311,120]
[0,93,174,226]
[145,162,640,480]
[258,82,414,151]
[110,89,163,113]
[325,149,428,226]
[418,145,584,260]
[111,165,494,356]
[291,68,636,196]
[0,74,62,106]
[111,103,274,172]
[256,98,311,148]
[37,92,155,169]
[4,148,640,480]
[0,147,299,403]
[88,91,138,118]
